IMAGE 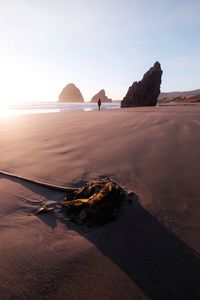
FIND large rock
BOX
[91,89,112,103]
[121,62,163,107]
[58,83,84,102]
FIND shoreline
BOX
[1,102,200,118]
[0,102,120,115]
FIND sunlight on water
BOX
[0,102,120,117]
[0,108,60,117]
[84,108,92,111]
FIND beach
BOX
[1,106,200,299]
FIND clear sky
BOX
[0,0,199,103]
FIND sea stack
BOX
[58,83,84,102]
[121,62,163,107]
[91,89,112,103]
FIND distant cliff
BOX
[159,94,200,103]
[58,83,84,102]
[91,90,112,103]
[159,89,200,100]
[121,62,163,107]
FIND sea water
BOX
[0,102,120,117]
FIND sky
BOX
[0,0,199,103]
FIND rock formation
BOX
[58,83,84,102]
[91,89,112,103]
[121,62,163,107]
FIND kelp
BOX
[36,205,54,214]
[61,179,128,225]
[30,178,136,226]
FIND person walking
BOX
[98,99,101,111]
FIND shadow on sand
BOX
[3,174,200,300]
[85,202,200,300]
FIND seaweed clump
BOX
[62,179,126,226]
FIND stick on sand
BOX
[0,169,77,192]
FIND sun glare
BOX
[0,108,21,117]
[0,56,51,105]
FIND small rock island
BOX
[91,89,112,103]
[58,83,84,102]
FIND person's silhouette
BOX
[98,99,101,111]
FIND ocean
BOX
[0,102,120,117]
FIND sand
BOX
[0,106,200,299]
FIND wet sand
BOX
[0,106,200,299]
